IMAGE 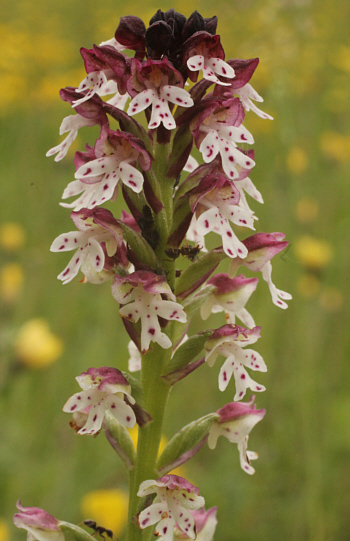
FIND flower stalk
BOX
[15,9,292,541]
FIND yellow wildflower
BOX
[0,519,10,541]
[320,131,350,163]
[14,318,63,368]
[294,236,333,270]
[0,223,26,251]
[0,263,24,302]
[286,146,308,175]
[295,198,319,223]
[81,489,128,537]
[297,274,321,299]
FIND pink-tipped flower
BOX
[208,397,266,474]
[184,32,235,86]
[137,475,205,541]
[200,274,258,329]
[63,367,136,435]
[228,232,292,309]
[14,501,64,541]
[127,58,193,130]
[204,324,266,401]
[170,507,217,541]
[112,271,187,353]
[50,208,124,285]
[191,98,255,180]
[190,179,256,259]
[63,128,151,211]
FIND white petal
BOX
[50,231,85,252]
[160,86,194,108]
[138,503,167,529]
[128,341,141,372]
[57,248,87,284]
[238,436,256,474]
[155,300,187,323]
[119,162,144,193]
[187,54,205,72]
[199,130,220,163]
[233,364,266,402]
[75,155,117,180]
[261,261,292,309]
[73,71,108,107]
[148,97,176,130]
[86,238,105,272]
[107,91,129,109]
[127,89,157,116]
[119,302,141,323]
[184,154,199,172]
[105,395,136,428]
[218,356,236,391]
[62,389,96,413]
[196,207,219,235]
[78,402,106,435]
[86,174,119,208]
[206,57,235,79]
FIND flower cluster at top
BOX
[35,9,292,541]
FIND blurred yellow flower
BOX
[295,197,319,223]
[0,223,26,251]
[0,263,24,303]
[297,274,321,299]
[294,236,333,270]
[286,146,308,175]
[329,45,350,74]
[0,519,10,541]
[319,287,343,312]
[320,131,350,163]
[14,318,63,368]
[81,489,128,536]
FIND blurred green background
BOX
[1,0,349,540]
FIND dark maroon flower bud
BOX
[115,16,146,59]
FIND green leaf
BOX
[60,523,97,541]
[117,220,163,272]
[182,286,216,321]
[156,414,218,475]
[175,249,227,298]
[103,411,136,471]
[164,331,213,375]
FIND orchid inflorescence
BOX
[15,9,291,541]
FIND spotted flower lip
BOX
[208,396,266,474]
[112,271,187,353]
[63,128,151,211]
[228,232,292,309]
[127,58,194,130]
[137,475,205,541]
[50,208,124,285]
[63,367,136,435]
[204,324,266,401]
[13,501,64,541]
[184,32,235,85]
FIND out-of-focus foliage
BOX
[0,1,349,541]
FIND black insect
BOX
[136,205,159,250]
[84,520,113,540]
[165,244,201,262]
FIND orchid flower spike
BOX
[137,475,205,541]
[14,501,64,541]
[63,367,136,435]
[208,397,266,474]
[205,324,266,401]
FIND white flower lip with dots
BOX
[205,324,266,401]
[137,475,205,541]
[200,273,258,329]
[63,367,136,435]
[50,209,123,285]
[13,501,64,541]
[228,232,292,309]
[191,182,256,260]
[208,397,266,474]
[112,271,187,353]
[46,115,96,162]
[187,55,235,86]
[127,85,193,130]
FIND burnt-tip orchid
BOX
[50,208,124,284]
[228,232,292,308]
[112,271,187,353]
[205,324,266,401]
[62,128,151,211]
[208,397,266,474]
[127,58,193,130]
[63,367,136,435]
[13,501,64,541]
[200,274,258,328]
[138,475,205,541]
